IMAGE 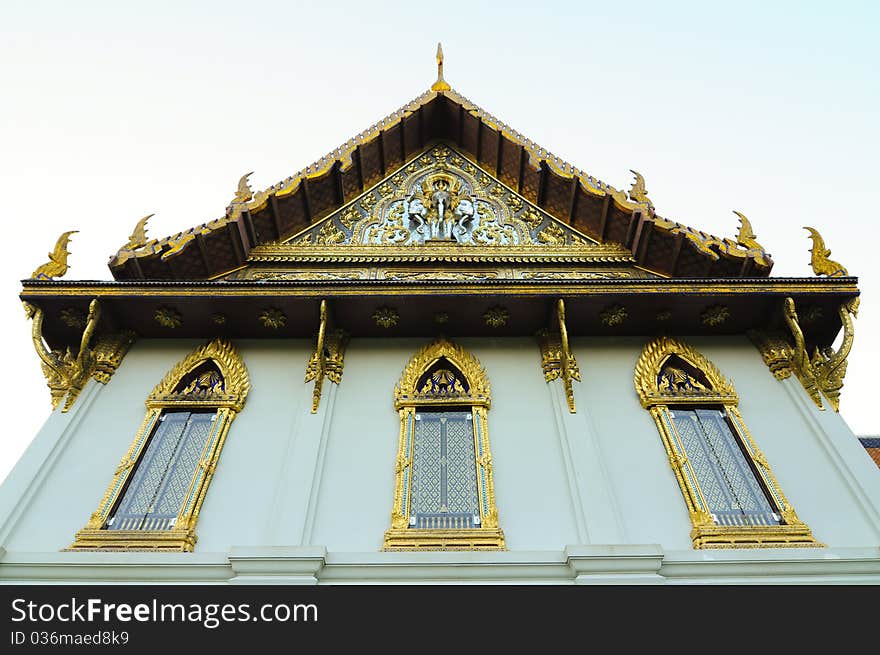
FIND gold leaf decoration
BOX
[154,306,182,328]
[373,306,399,328]
[258,307,287,329]
[538,222,566,245]
[483,306,509,328]
[360,193,377,212]
[600,304,628,327]
[701,305,730,327]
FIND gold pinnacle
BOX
[431,42,451,92]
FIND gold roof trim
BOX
[247,242,635,265]
[109,70,770,273]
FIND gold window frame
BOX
[634,336,821,549]
[68,338,250,552]
[383,338,505,550]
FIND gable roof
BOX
[107,71,774,281]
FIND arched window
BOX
[383,338,505,550]
[635,336,820,549]
[69,339,250,551]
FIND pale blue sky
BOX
[1,1,878,481]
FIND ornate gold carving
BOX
[91,330,137,385]
[258,307,286,329]
[249,270,366,281]
[805,227,848,277]
[483,305,509,328]
[233,171,254,204]
[251,241,634,265]
[59,308,87,329]
[24,299,101,412]
[517,270,634,280]
[523,208,543,229]
[394,338,490,409]
[148,338,250,410]
[536,299,580,413]
[635,336,737,409]
[339,207,359,229]
[154,306,182,328]
[783,296,858,411]
[32,230,77,280]
[315,221,345,245]
[305,300,349,413]
[701,304,730,327]
[360,192,377,212]
[635,336,820,549]
[212,313,227,325]
[506,194,523,212]
[382,270,497,281]
[733,211,769,268]
[385,338,503,550]
[628,170,653,210]
[284,146,598,250]
[747,330,793,381]
[125,214,154,250]
[599,304,627,327]
[373,306,399,328]
[537,222,566,245]
[70,338,250,551]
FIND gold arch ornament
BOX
[634,336,820,549]
[385,338,504,550]
[69,338,251,551]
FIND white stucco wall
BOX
[1,334,878,582]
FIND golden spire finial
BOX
[432,42,451,92]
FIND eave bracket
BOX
[305,299,349,413]
[751,296,858,412]
[536,298,580,413]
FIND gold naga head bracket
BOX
[304,299,349,414]
[780,295,858,412]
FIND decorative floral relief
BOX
[373,306,399,328]
[600,304,628,327]
[288,146,592,249]
[701,304,730,327]
[155,306,182,328]
[483,305,509,328]
[259,307,287,329]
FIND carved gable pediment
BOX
[287,145,591,249]
[230,145,652,282]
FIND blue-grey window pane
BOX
[107,411,215,531]
[671,408,780,527]
[410,412,479,529]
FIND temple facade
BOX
[2,49,879,584]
